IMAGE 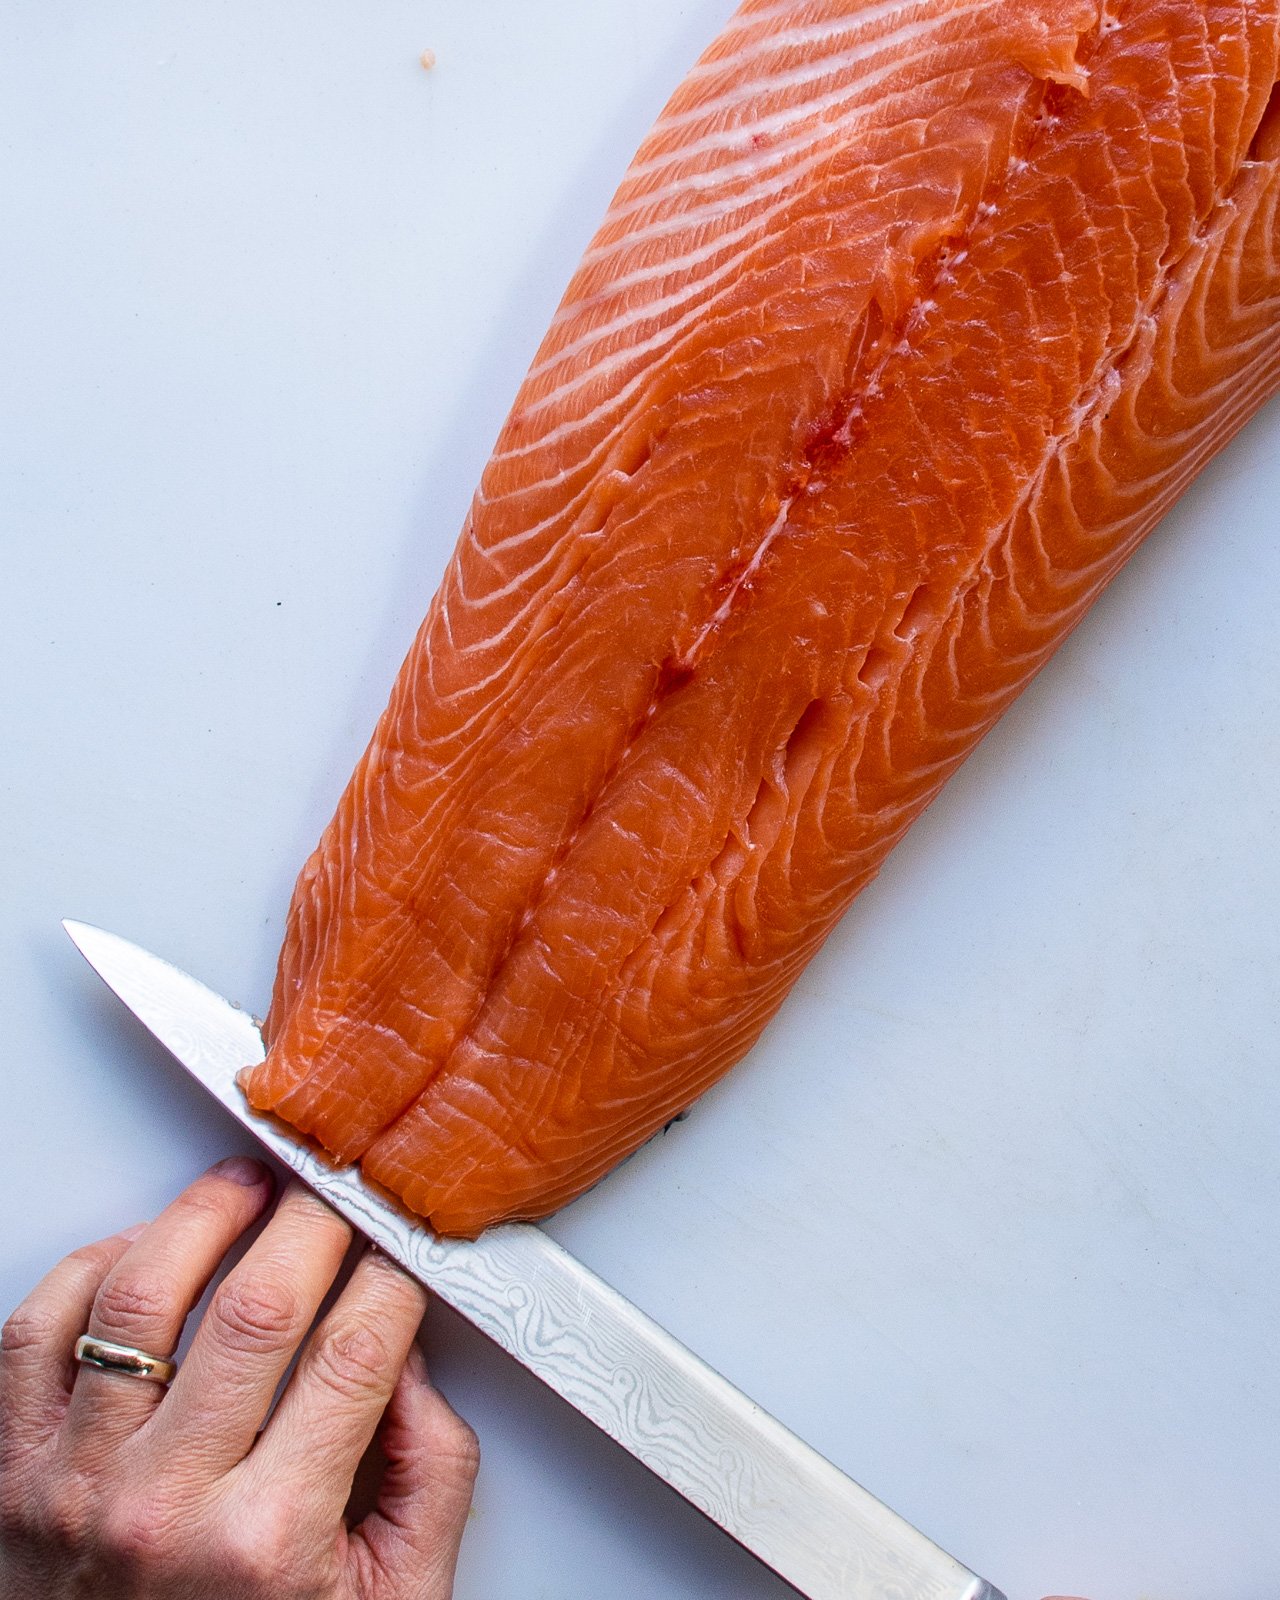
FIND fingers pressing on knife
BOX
[148,1179,353,1477]
[240,1245,428,1525]
[1,1172,481,1600]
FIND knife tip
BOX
[61,918,107,962]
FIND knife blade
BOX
[63,918,1005,1600]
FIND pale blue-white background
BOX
[3,4,1278,1597]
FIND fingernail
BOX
[208,1155,271,1188]
[120,1221,150,1242]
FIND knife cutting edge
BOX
[62,918,1005,1600]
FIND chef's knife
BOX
[63,919,1004,1600]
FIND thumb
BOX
[349,1339,480,1600]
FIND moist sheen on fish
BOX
[243,0,1280,1237]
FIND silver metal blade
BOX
[63,919,1005,1600]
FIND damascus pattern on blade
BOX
[270,1150,986,1600]
[63,921,1003,1600]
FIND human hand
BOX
[0,1157,479,1599]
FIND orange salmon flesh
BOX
[243,0,1280,1237]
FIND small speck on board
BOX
[420,47,437,71]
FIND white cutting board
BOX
[2,5,1278,1598]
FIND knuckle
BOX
[444,1417,482,1479]
[310,1323,392,1403]
[39,1476,95,1554]
[1,1303,59,1359]
[432,1409,481,1479]
[217,1500,309,1593]
[208,1274,298,1357]
[65,1240,119,1276]
[92,1274,171,1341]
[98,1493,179,1571]
[0,1457,110,1559]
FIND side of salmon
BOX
[244,0,1280,1237]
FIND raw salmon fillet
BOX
[244,0,1280,1236]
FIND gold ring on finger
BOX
[73,1334,178,1386]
